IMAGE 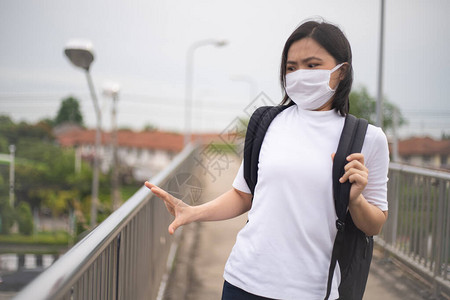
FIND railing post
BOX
[433,178,445,297]
[114,233,121,300]
[386,170,400,246]
[393,171,400,244]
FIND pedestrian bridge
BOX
[13,145,450,300]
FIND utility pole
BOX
[9,145,15,207]
[376,0,385,128]
[75,146,81,173]
[111,91,120,210]
[392,108,400,162]
[103,82,121,210]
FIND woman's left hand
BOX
[332,152,386,236]
[338,153,368,205]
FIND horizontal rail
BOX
[389,162,450,180]
[13,144,198,300]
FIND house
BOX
[396,137,450,170]
[55,127,227,180]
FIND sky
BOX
[1,0,449,139]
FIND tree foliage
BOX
[0,184,14,234]
[54,96,84,126]
[0,88,148,236]
[16,202,33,235]
[0,115,99,234]
[142,123,158,131]
[349,86,406,132]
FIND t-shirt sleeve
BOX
[232,161,252,194]
[362,125,390,211]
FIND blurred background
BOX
[1,0,449,137]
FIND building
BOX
[396,137,450,170]
[55,127,227,180]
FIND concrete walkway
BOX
[164,154,431,300]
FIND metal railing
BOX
[13,144,198,300]
[376,162,450,297]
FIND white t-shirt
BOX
[224,105,389,299]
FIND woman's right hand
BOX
[145,181,194,235]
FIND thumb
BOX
[168,220,179,235]
[331,152,335,162]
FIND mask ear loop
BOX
[329,62,349,91]
[328,63,347,92]
[331,62,346,73]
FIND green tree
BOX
[55,96,84,126]
[16,202,33,235]
[0,115,54,146]
[142,123,158,131]
[0,117,94,231]
[0,175,14,234]
[349,86,406,132]
[0,115,140,236]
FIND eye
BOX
[307,63,319,68]
[286,66,296,73]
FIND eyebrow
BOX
[286,56,324,65]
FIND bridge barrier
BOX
[14,149,450,299]
[13,144,198,300]
[376,162,450,298]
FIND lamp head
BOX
[103,81,121,98]
[64,39,95,71]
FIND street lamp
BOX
[64,39,101,228]
[103,82,121,211]
[184,39,228,146]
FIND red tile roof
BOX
[398,137,450,156]
[58,128,449,158]
[56,128,228,152]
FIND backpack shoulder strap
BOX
[332,114,369,222]
[324,114,368,300]
[243,104,292,195]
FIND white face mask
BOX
[285,63,345,110]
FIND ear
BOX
[338,63,349,81]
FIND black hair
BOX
[279,20,353,115]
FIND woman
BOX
[145,20,389,300]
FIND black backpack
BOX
[243,105,372,300]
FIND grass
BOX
[121,185,141,200]
[0,230,70,245]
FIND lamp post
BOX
[64,39,101,228]
[103,82,121,211]
[184,39,227,146]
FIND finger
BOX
[340,168,368,183]
[148,185,176,205]
[346,153,365,165]
[348,173,368,186]
[331,152,335,162]
[144,181,154,189]
[168,220,180,235]
[344,160,368,172]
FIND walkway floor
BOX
[164,153,432,300]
